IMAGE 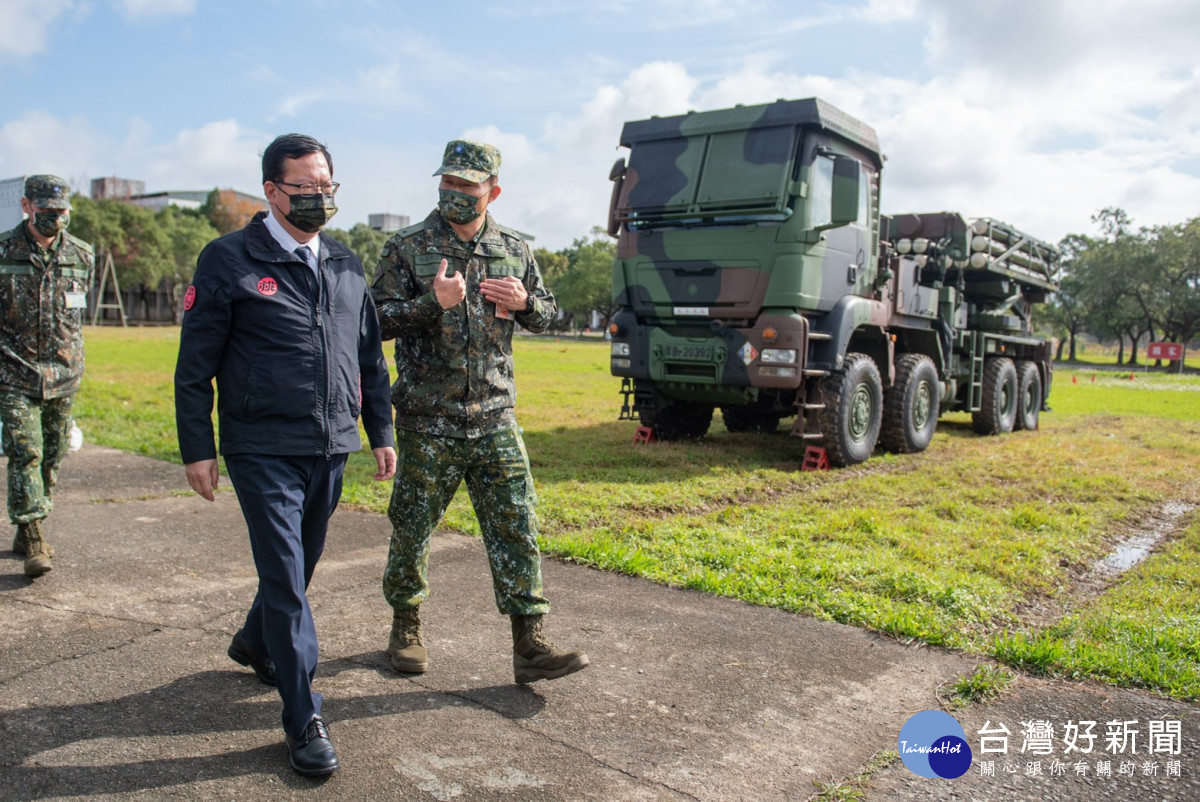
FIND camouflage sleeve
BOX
[357,288,395,450]
[514,239,557,333]
[370,236,444,341]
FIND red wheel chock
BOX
[633,426,656,445]
[801,446,830,471]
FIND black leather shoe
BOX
[227,631,277,686]
[286,716,339,776]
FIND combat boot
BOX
[22,522,53,578]
[511,614,589,684]
[12,522,54,558]
[387,607,428,674]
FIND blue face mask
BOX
[438,188,483,225]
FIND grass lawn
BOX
[75,327,1200,700]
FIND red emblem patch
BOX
[257,278,278,296]
[183,285,196,311]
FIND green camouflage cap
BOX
[24,174,72,210]
[433,139,501,183]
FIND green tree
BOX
[555,232,618,331]
[69,196,217,322]
[1148,217,1200,368]
[1075,209,1155,365]
[533,247,570,284]
[324,223,390,283]
[158,206,218,322]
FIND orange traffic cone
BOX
[1072,375,1077,384]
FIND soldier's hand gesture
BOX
[433,258,465,309]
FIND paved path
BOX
[0,446,1195,800]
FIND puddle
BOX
[1092,501,1194,576]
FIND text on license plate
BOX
[664,344,714,360]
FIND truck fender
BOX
[809,295,889,370]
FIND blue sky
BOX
[1,0,1197,250]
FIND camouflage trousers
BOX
[383,426,549,617]
[0,391,72,525]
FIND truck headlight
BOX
[760,348,797,364]
[612,358,632,369]
[611,342,630,357]
[760,366,798,378]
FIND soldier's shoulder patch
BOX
[66,234,94,256]
[393,219,427,241]
[494,223,530,242]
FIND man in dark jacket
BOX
[0,175,93,578]
[174,133,395,777]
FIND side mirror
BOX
[607,158,627,237]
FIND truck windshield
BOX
[617,126,797,229]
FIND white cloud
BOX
[118,0,196,19]
[0,110,99,191]
[138,119,268,193]
[0,0,74,57]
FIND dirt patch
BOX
[1015,499,1197,631]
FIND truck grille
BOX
[665,363,718,380]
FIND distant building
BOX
[91,177,145,200]
[369,212,410,233]
[0,176,26,231]
[129,189,267,214]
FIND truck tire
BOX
[880,354,939,453]
[814,352,882,466]
[1015,360,1042,431]
[721,407,785,434]
[642,402,713,441]
[972,357,1018,435]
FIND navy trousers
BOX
[224,452,347,740]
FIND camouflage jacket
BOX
[371,210,557,437]
[0,222,94,399]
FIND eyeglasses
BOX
[273,180,340,196]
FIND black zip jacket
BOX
[174,212,393,464]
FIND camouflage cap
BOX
[433,140,501,183]
[24,175,72,210]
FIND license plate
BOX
[673,306,709,316]
[664,344,714,360]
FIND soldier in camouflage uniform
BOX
[372,140,588,684]
[0,175,93,578]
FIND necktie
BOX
[295,245,317,275]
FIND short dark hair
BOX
[261,133,333,184]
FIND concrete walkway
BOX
[0,446,1195,800]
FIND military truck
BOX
[606,98,1060,466]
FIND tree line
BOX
[68,193,619,329]
[68,193,1196,358]
[1048,208,1200,365]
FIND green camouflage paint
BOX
[382,426,549,616]
[0,391,72,524]
[0,222,94,399]
[607,97,1059,465]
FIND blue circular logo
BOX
[898,710,973,779]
